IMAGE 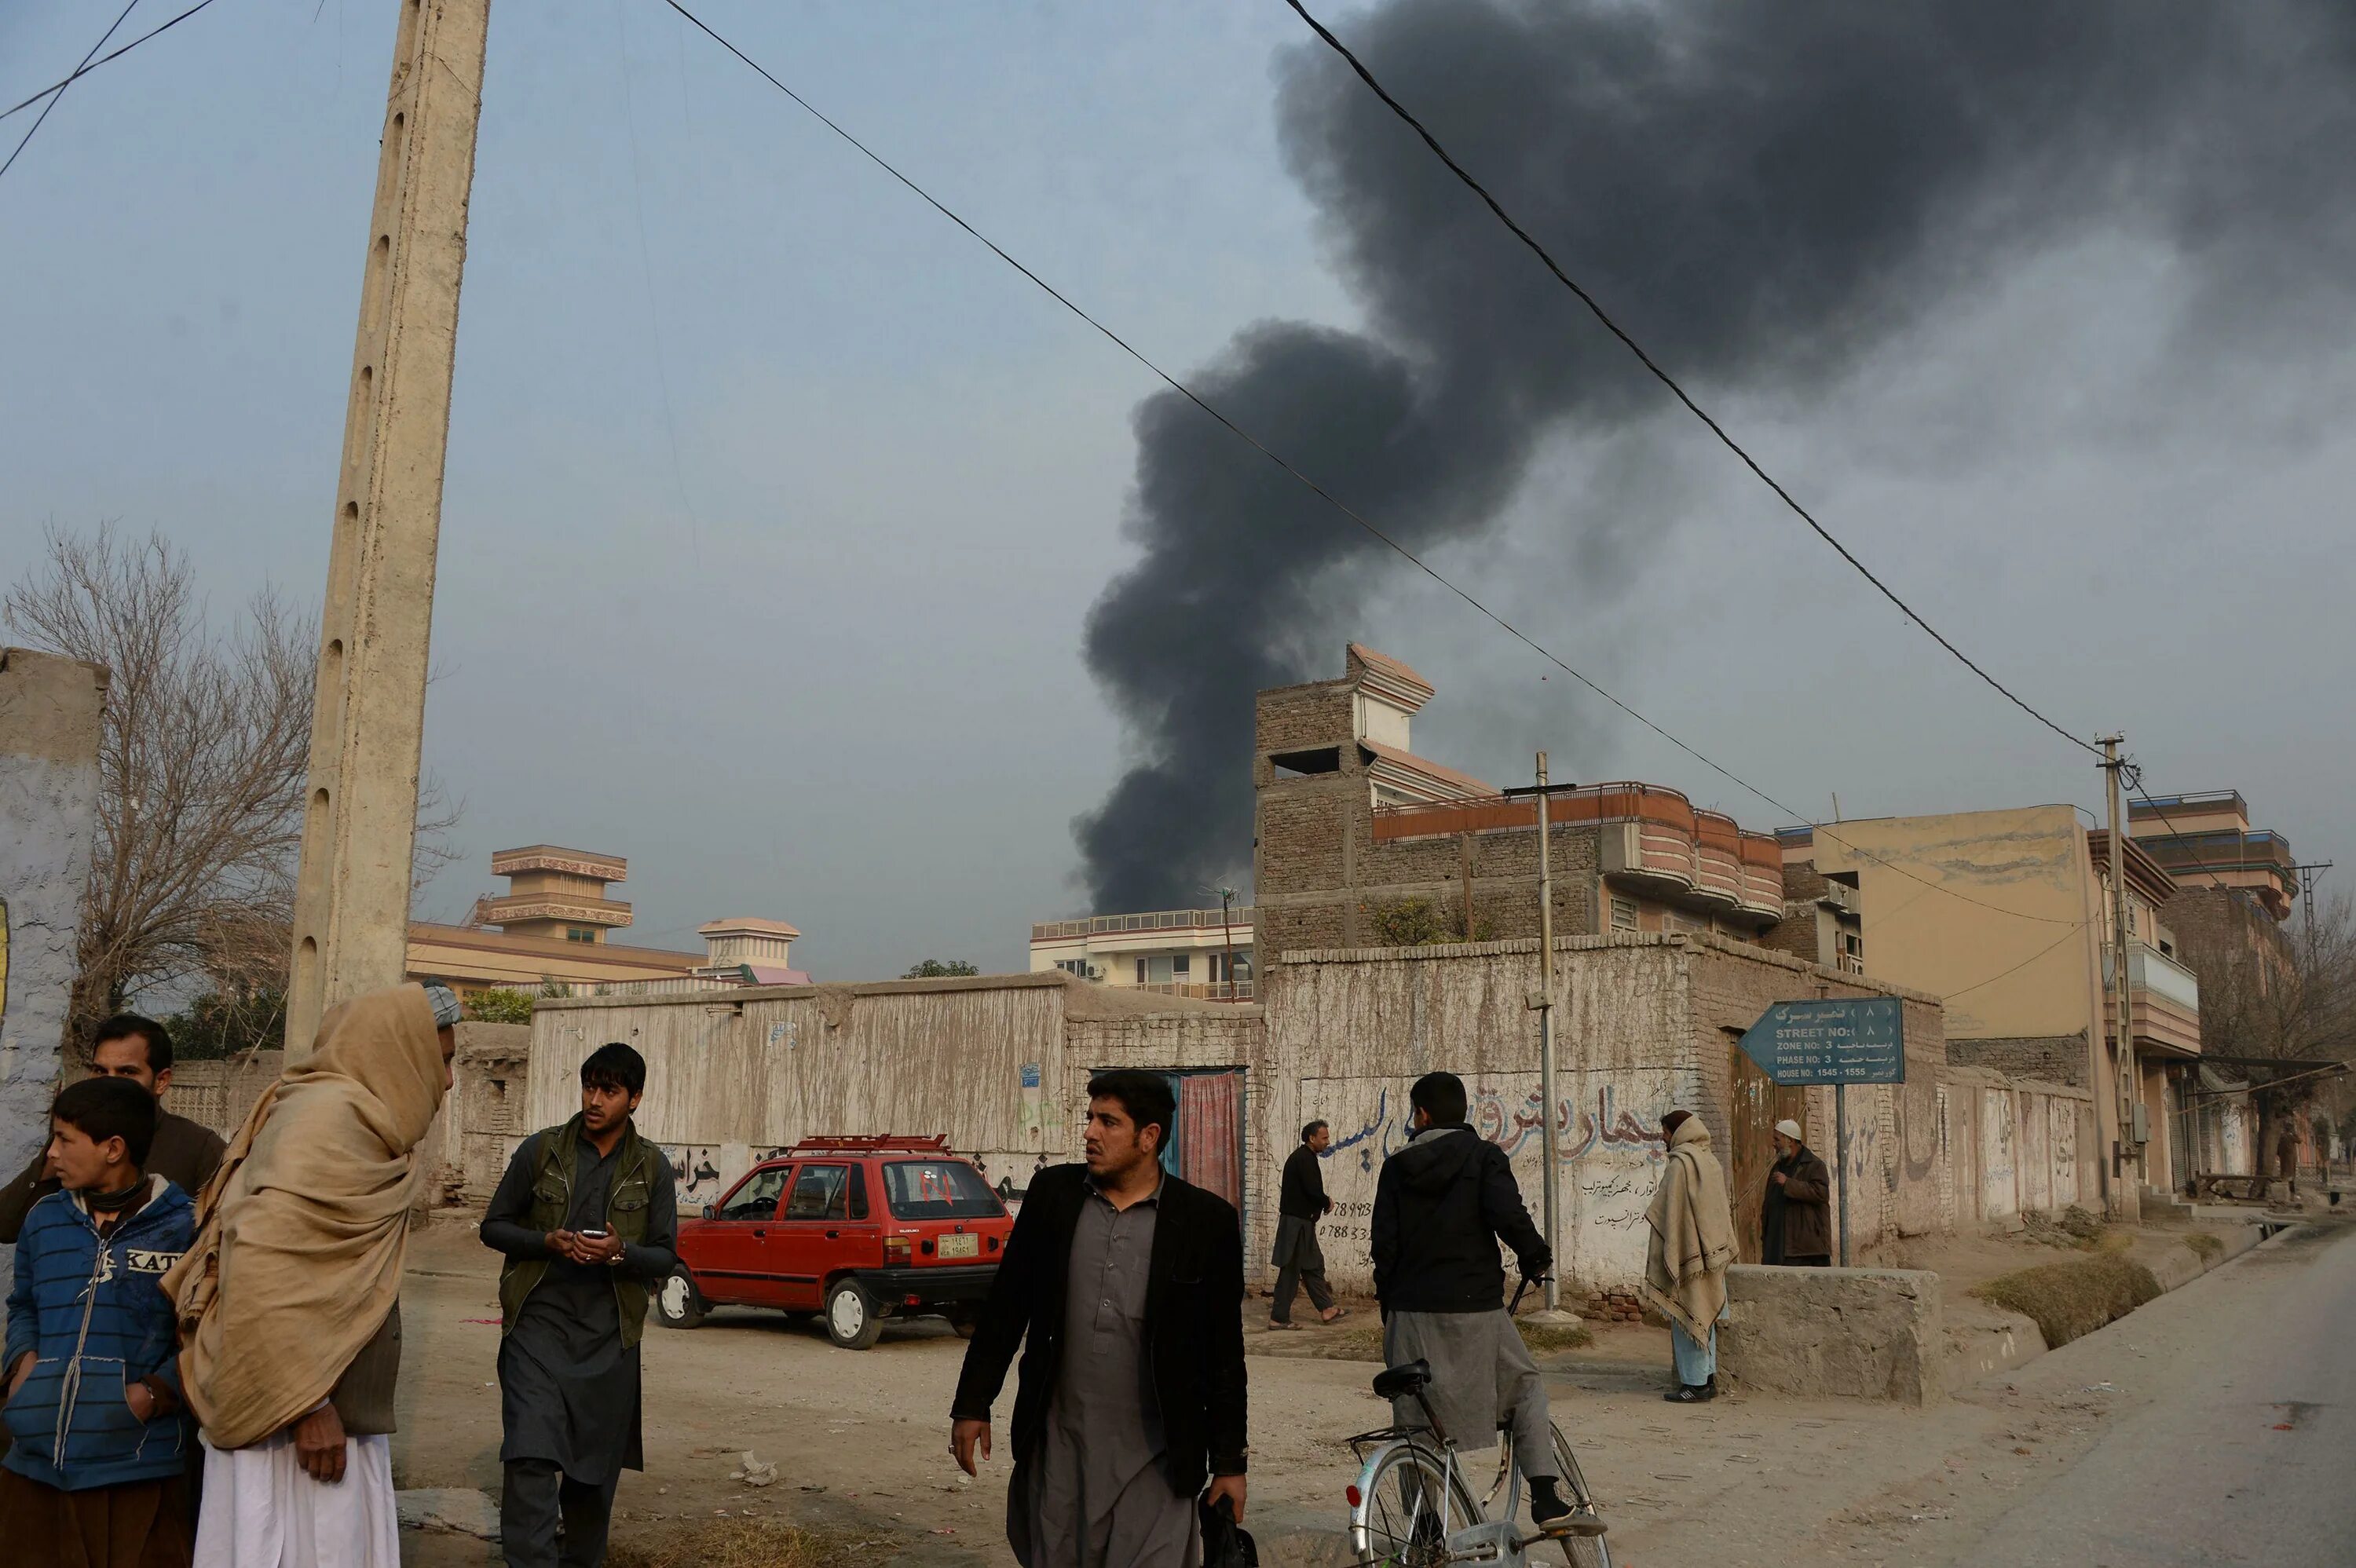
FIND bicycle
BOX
[1345,1282,1612,1568]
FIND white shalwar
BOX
[194,1429,401,1568]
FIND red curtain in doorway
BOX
[1178,1072,1243,1212]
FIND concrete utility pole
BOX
[1519,754,1573,1322]
[2101,735,2139,1212]
[284,0,492,1053]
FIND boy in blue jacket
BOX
[2,1074,197,1567]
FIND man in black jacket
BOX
[1270,1120,1345,1329]
[950,1070,1247,1566]
[1373,1071,1591,1533]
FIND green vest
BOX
[497,1116,665,1350]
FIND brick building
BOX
[1252,645,1787,961]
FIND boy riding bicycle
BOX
[1371,1073,1603,1537]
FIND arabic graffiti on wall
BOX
[1978,1089,2017,1219]
[1301,1073,1677,1288]
[2048,1098,2079,1210]
[662,1143,728,1206]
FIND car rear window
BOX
[883,1160,1004,1220]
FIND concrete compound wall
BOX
[0,650,108,1296]
[1939,1070,2098,1228]
[1718,1263,1944,1405]
[170,1050,286,1148]
[528,974,1263,1220]
[1263,934,1948,1292]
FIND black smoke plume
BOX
[1077,0,2356,913]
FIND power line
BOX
[2,1,220,121]
[1278,0,2101,760]
[1942,921,2091,1000]
[657,0,2088,931]
[2,0,145,184]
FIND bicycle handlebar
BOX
[1508,1271,1553,1315]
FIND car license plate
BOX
[938,1233,979,1259]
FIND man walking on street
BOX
[1371,1072,1598,1537]
[0,1014,225,1244]
[1644,1109,1737,1404]
[481,1042,678,1568]
[1270,1120,1346,1329]
[950,1069,1248,1567]
[1760,1119,1831,1267]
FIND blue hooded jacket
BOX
[3,1175,195,1491]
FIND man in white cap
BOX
[1761,1119,1831,1268]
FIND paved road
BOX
[1958,1218,2356,1566]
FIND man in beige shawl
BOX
[1640,1109,1736,1404]
[161,981,459,1568]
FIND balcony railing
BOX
[1134,980,1255,1001]
[2105,943,2201,1012]
[1033,908,1255,941]
[2136,829,2295,875]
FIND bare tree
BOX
[2196,890,2356,1175]
[5,524,459,1048]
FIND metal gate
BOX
[1729,1038,1805,1264]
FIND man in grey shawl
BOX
[1370,1073,1603,1537]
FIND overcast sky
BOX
[5,1,2350,981]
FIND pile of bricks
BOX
[1584,1290,1646,1323]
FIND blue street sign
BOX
[1737,997,1904,1086]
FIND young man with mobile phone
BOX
[480,1043,677,1568]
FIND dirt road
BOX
[393,1215,2341,1566]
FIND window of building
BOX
[1171,954,1191,977]
[1609,896,1639,933]
[1664,911,1701,934]
[1270,746,1342,779]
[566,927,597,943]
[1136,958,1147,984]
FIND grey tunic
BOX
[481,1132,679,1485]
[1383,1307,1557,1483]
[1018,1176,1200,1568]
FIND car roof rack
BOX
[781,1134,954,1156]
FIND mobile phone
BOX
[579,1228,609,1241]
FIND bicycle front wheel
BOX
[1547,1423,1612,1568]
[1352,1441,1482,1568]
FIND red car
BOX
[656,1135,1013,1349]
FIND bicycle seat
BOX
[1370,1359,1432,1400]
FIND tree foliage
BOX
[1363,895,1494,947]
[163,986,288,1062]
[466,987,536,1025]
[903,959,981,978]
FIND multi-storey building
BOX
[1252,645,1787,958]
[1794,805,2200,1212]
[407,845,806,998]
[1028,908,1255,1000]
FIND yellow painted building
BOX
[1797,805,2200,1215]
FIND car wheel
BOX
[946,1307,979,1340]
[824,1279,885,1351]
[655,1266,706,1329]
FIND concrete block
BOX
[1718,1263,1944,1405]
[0,649,108,1296]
